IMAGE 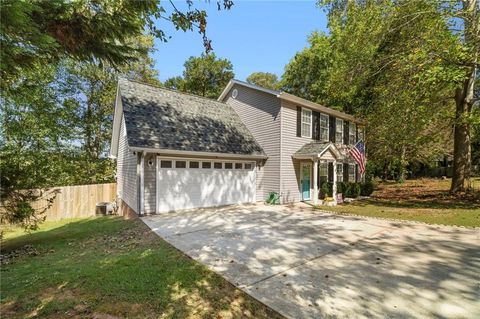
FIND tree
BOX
[164,53,234,98]
[0,36,160,233]
[449,0,479,191]
[282,0,459,181]
[246,72,279,90]
[0,0,233,86]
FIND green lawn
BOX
[1,217,282,319]
[318,178,480,227]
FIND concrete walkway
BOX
[142,204,480,319]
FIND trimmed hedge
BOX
[320,181,374,199]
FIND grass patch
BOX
[318,178,480,227]
[1,217,282,318]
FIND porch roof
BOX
[293,142,343,160]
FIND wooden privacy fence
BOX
[31,183,117,221]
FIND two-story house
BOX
[110,78,364,215]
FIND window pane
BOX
[320,114,329,141]
[319,162,328,177]
[349,164,355,181]
[336,164,343,182]
[202,162,211,169]
[244,163,252,170]
[301,108,312,137]
[160,160,172,168]
[214,162,222,169]
[175,161,186,168]
[235,163,243,169]
[225,162,233,169]
[349,123,356,144]
[189,161,199,168]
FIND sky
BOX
[152,1,329,82]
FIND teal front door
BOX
[301,163,311,200]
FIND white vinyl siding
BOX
[144,153,157,214]
[301,108,312,138]
[117,116,138,213]
[337,163,343,182]
[349,122,356,145]
[320,114,329,141]
[224,84,281,201]
[336,119,344,143]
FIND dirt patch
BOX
[372,179,480,208]
[0,244,43,265]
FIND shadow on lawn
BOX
[1,217,282,319]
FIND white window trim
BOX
[319,162,328,178]
[336,119,344,143]
[320,113,329,141]
[156,157,255,171]
[301,107,312,138]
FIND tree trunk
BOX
[450,0,477,193]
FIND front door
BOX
[301,162,311,200]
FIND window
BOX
[175,161,186,168]
[225,162,233,169]
[358,127,364,142]
[349,122,356,145]
[349,164,356,182]
[301,108,312,138]
[336,119,344,143]
[244,163,252,170]
[320,114,329,141]
[214,162,222,169]
[202,162,211,169]
[160,160,172,168]
[235,163,243,169]
[319,162,328,184]
[189,161,199,168]
[336,164,343,182]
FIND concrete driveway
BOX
[142,204,480,319]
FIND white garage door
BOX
[156,157,256,213]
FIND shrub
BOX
[360,180,375,196]
[351,183,361,198]
[320,182,332,198]
[336,182,344,195]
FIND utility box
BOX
[96,202,114,216]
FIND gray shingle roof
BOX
[295,142,332,155]
[119,79,265,156]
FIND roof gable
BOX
[116,79,266,157]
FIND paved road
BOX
[142,204,480,319]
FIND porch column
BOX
[332,159,337,205]
[313,159,318,205]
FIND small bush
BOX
[351,183,361,198]
[320,182,332,198]
[360,180,375,196]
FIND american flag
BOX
[349,140,366,174]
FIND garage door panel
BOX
[157,159,256,213]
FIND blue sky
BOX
[152,1,328,82]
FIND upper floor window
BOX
[358,127,364,142]
[336,119,344,143]
[301,108,312,138]
[336,163,343,182]
[320,114,329,141]
[349,122,356,145]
